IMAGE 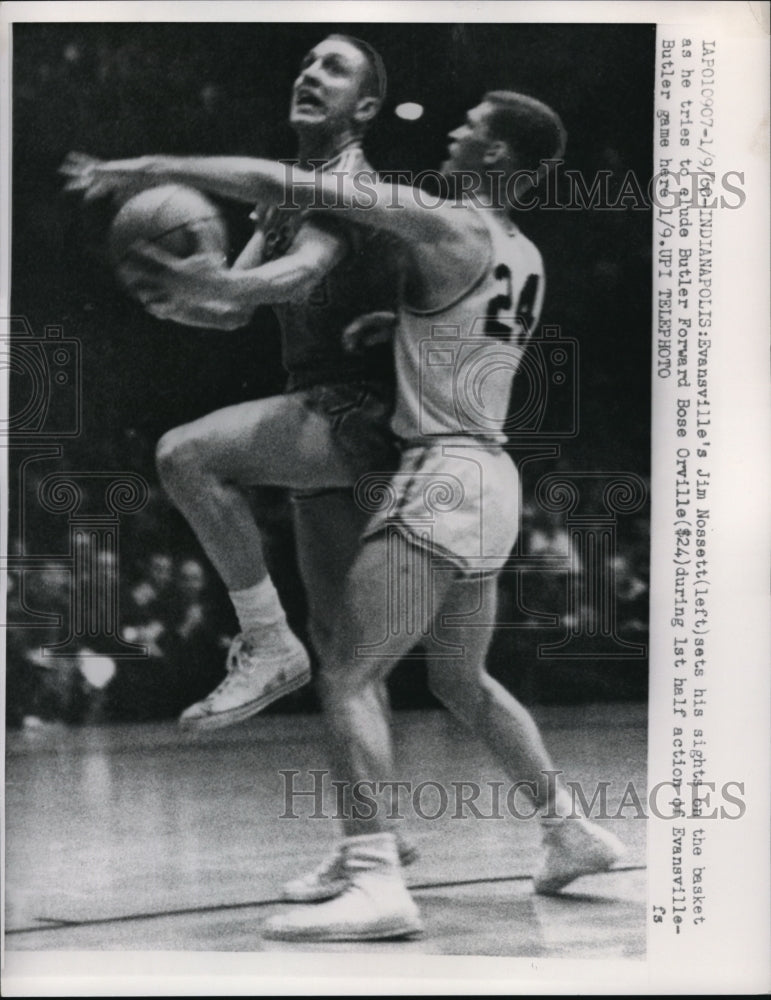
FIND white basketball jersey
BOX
[392,208,545,444]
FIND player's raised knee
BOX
[155,424,205,486]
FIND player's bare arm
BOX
[63,150,479,241]
[62,151,489,308]
[127,221,347,330]
[62,152,474,242]
[61,151,274,206]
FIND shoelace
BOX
[198,635,252,705]
[225,633,247,674]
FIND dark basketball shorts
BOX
[288,380,398,499]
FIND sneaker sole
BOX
[262,917,424,943]
[281,885,347,903]
[179,664,311,733]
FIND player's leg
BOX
[319,531,458,837]
[279,491,416,904]
[156,391,356,730]
[290,488,393,727]
[427,574,625,894]
[156,393,356,589]
[288,381,408,846]
[426,574,565,810]
[294,512,440,833]
[289,489,368,663]
[290,487,394,741]
[264,531,452,941]
[286,380,400,790]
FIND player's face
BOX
[441,102,497,176]
[290,38,371,132]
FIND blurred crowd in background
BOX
[7,23,654,726]
[6,434,649,728]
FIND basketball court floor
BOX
[5,703,646,958]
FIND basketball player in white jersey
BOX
[209,91,628,941]
[67,92,626,941]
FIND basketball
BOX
[108,184,228,294]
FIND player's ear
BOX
[354,95,380,127]
[483,140,509,166]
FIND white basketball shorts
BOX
[357,438,520,576]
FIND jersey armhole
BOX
[402,224,492,318]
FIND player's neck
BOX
[461,174,509,216]
[472,191,506,214]
[295,127,360,168]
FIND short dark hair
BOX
[483,91,566,170]
[326,33,388,108]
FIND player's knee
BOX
[156,425,205,488]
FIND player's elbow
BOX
[220,303,252,330]
[210,297,253,330]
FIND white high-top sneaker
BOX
[281,837,419,902]
[533,817,625,894]
[179,627,311,731]
[263,833,424,942]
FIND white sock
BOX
[229,577,286,634]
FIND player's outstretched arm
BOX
[130,221,346,330]
[61,153,474,247]
[61,152,276,206]
[62,152,300,208]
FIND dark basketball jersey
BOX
[253,145,401,390]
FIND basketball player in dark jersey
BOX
[62,37,403,734]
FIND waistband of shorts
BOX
[395,434,507,453]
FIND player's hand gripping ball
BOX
[108,184,228,303]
